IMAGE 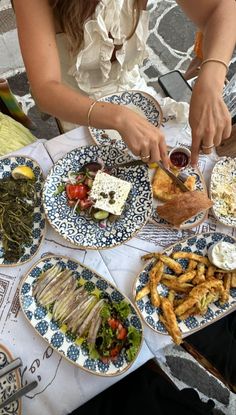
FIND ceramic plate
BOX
[0,343,22,415]
[43,145,152,249]
[151,166,207,230]
[88,90,163,150]
[0,156,46,266]
[210,157,236,227]
[20,255,143,377]
[133,232,236,337]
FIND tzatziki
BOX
[208,241,236,270]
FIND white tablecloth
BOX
[1,121,235,415]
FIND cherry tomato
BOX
[108,318,119,330]
[117,325,127,340]
[66,184,88,200]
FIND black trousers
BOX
[186,310,236,387]
[69,363,215,415]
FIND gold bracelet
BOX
[87,100,99,127]
[201,58,228,73]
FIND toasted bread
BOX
[152,167,196,202]
[156,190,213,227]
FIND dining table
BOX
[1,109,235,415]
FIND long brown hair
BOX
[49,0,143,54]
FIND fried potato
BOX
[192,262,206,285]
[178,305,199,320]
[161,297,182,345]
[141,252,160,261]
[159,255,183,274]
[135,284,150,301]
[186,260,198,271]
[168,290,175,305]
[206,265,216,279]
[162,278,193,293]
[149,261,164,307]
[175,297,197,316]
[150,260,164,284]
[178,270,196,283]
[172,251,211,266]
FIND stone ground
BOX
[0,1,236,413]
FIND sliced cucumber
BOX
[93,210,109,220]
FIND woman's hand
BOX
[189,70,232,167]
[115,106,169,167]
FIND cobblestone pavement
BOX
[0,1,236,413]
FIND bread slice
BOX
[156,190,213,227]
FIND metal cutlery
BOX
[0,358,22,378]
[0,380,38,409]
[110,159,189,192]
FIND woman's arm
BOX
[177,0,236,166]
[13,0,168,165]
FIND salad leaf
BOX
[113,300,131,320]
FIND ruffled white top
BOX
[56,0,150,99]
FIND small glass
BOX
[168,146,191,170]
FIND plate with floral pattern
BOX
[133,232,236,338]
[0,156,46,266]
[0,343,22,415]
[19,255,143,377]
[88,90,163,150]
[210,157,236,227]
[151,165,207,230]
[43,145,152,249]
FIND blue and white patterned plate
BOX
[133,232,236,337]
[210,157,236,227]
[19,255,143,377]
[43,145,152,249]
[151,166,207,230]
[88,90,163,150]
[0,343,21,415]
[0,156,46,266]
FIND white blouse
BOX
[56,0,150,99]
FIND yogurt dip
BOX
[208,241,236,270]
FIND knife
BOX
[110,159,189,192]
[0,380,38,409]
[0,358,22,378]
[156,160,189,192]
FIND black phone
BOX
[158,70,192,103]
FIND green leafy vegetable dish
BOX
[0,156,46,265]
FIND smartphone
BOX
[158,70,192,103]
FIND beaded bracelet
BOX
[201,58,229,73]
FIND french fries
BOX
[136,249,233,345]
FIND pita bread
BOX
[156,190,213,227]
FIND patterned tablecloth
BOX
[0,119,235,415]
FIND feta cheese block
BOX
[89,171,132,216]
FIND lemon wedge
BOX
[11,165,35,180]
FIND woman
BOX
[13,0,236,166]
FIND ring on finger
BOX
[141,154,151,161]
[201,144,214,149]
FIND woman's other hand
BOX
[189,69,232,167]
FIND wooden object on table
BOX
[216,124,236,157]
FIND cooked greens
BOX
[0,176,37,262]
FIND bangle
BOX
[201,58,228,73]
[87,100,99,127]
